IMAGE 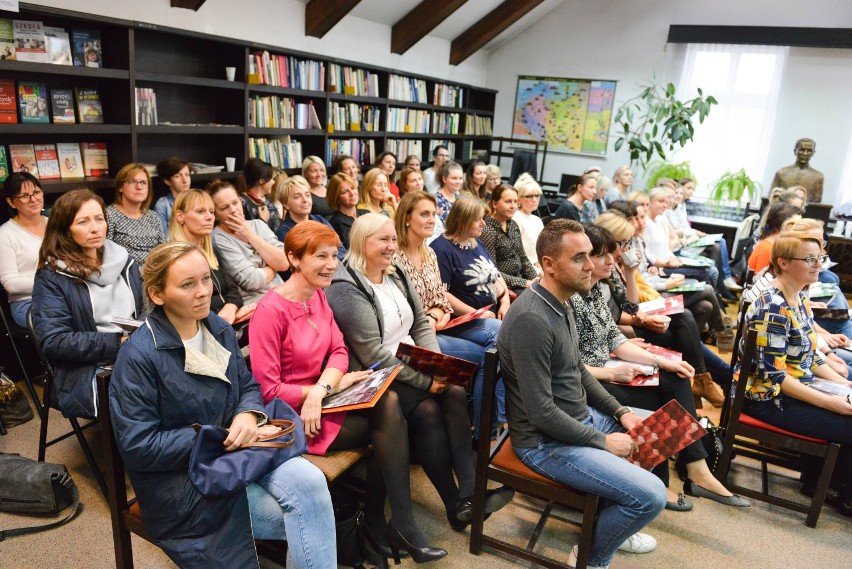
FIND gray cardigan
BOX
[326,262,440,391]
[213,219,284,304]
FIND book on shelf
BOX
[433,83,464,108]
[385,139,423,162]
[321,365,402,414]
[81,142,109,177]
[17,81,49,123]
[464,114,493,136]
[386,107,430,134]
[8,144,39,178]
[395,343,479,390]
[325,138,375,166]
[44,26,72,65]
[327,64,380,97]
[627,399,707,470]
[429,139,455,158]
[249,136,303,170]
[0,79,17,123]
[388,74,427,103]
[71,29,101,68]
[431,111,460,135]
[135,87,158,126]
[56,142,84,178]
[0,18,15,61]
[328,101,380,133]
[249,51,325,91]
[13,20,47,63]
[75,87,103,124]
[33,144,60,179]
[189,163,225,174]
[0,146,9,183]
[51,88,76,124]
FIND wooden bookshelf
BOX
[0,2,496,207]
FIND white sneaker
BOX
[617,532,657,554]
[569,546,609,569]
[723,277,743,291]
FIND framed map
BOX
[512,76,617,156]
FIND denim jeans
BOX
[438,317,504,438]
[10,299,31,329]
[247,456,336,569]
[515,406,666,568]
[702,344,732,394]
[815,280,852,337]
[719,238,732,279]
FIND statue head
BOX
[793,138,816,167]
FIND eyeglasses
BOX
[787,255,828,267]
[13,189,43,202]
[617,239,631,250]
[125,179,149,187]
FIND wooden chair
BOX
[715,325,841,528]
[470,349,600,569]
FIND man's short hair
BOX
[536,219,584,264]
[794,137,815,150]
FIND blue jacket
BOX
[31,254,143,419]
[109,307,266,569]
[275,213,347,260]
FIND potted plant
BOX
[708,168,761,213]
[643,160,696,189]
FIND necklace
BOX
[372,277,404,325]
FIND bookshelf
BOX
[0,3,496,208]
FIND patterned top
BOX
[394,247,452,314]
[430,235,499,311]
[105,205,165,265]
[568,282,629,367]
[733,286,826,401]
[480,216,538,289]
[435,189,459,224]
[607,267,640,317]
[241,194,282,234]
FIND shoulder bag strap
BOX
[0,474,82,541]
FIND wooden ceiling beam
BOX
[391,0,469,55]
[305,0,362,39]
[170,0,207,11]
[450,0,544,65]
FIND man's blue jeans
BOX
[515,407,666,568]
[247,456,336,569]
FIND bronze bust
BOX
[770,138,824,203]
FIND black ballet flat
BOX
[386,524,447,565]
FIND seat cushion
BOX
[492,437,566,488]
[740,414,828,444]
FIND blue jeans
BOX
[702,345,732,394]
[515,406,666,568]
[10,299,31,329]
[247,456,336,569]
[719,239,732,279]
[438,317,504,438]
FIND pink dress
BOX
[249,288,349,454]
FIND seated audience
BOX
[481,184,538,295]
[326,214,512,548]
[512,173,544,271]
[604,165,633,205]
[462,160,487,200]
[403,154,420,171]
[333,154,361,181]
[325,172,368,250]
[32,189,144,419]
[498,219,666,569]
[106,163,165,265]
[110,241,335,568]
[375,151,400,202]
[303,155,334,218]
[748,203,802,272]
[270,170,288,219]
[483,164,502,201]
[169,189,253,324]
[554,173,598,222]
[359,168,396,218]
[435,162,464,225]
[0,172,46,327]
[274,176,346,260]
[153,156,191,234]
[423,145,449,195]
[209,180,288,304]
[581,171,609,223]
[240,158,281,234]
[735,230,852,517]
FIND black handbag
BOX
[0,453,83,541]
[0,370,34,428]
[676,416,724,480]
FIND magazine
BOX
[627,399,707,470]
[395,343,478,389]
[603,358,659,387]
[442,304,493,330]
[321,365,401,413]
[638,295,684,316]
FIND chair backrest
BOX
[724,326,759,430]
[722,299,752,427]
[474,349,502,471]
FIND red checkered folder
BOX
[627,399,707,470]
[395,343,479,389]
[442,304,493,330]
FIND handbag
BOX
[0,453,82,541]
[0,369,34,428]
[188,398,307,497]
[676,416,724,480]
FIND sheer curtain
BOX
[676,43,789,203]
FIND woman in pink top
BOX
[248,220,427,560]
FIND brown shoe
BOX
[692,372,725,408]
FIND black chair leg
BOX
[38,383,51,462]
[0,414,7,435]
[70,417,108,497]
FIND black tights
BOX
[681,284,725,332]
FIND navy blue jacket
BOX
[31,258,143,419]
[275,213,347,261]
[109,308,266,569]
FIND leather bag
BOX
[188,398,307,497]
[0,453,82,541]
[0,370,34,428]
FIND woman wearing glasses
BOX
[106,163,165,265]
[735,230,852,517]
[0,172,46,327]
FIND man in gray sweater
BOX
[497,219,666,569]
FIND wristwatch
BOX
[318,382,332,396]
[613,406,632,421]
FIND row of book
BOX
[0,18,102,67]
[0,142,108,182]
[328,102,380,133]
[386,107,430,134]
[249,136,303,170]
[465,114,493,136]
[249,96,322,130]
[248,51,325,91]
[433,83,464,108]
[327,64,379,97]
[135,87,158,126]
[0,79,102,124]
[388,74,427,104]
[432,112,460,135]
[325,139,376,167]
[431,139,456,158]
[384,139,423,162]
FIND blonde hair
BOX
[359,168,395,217]
[514,173,542,197]
[275,175,311,207]
[783,217,823,233]
[142,241,207,311]
[627,190,648,203]
[169,190,219,270]
[770,230,821,275]
[485,164,501,180]
[301,155,326,179]
[345,213,396,276]
[445,195,484,238]
[595,210,635,241]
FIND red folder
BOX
[442,304,493,330]
[627,399,706,470]
[395,343,479,389]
